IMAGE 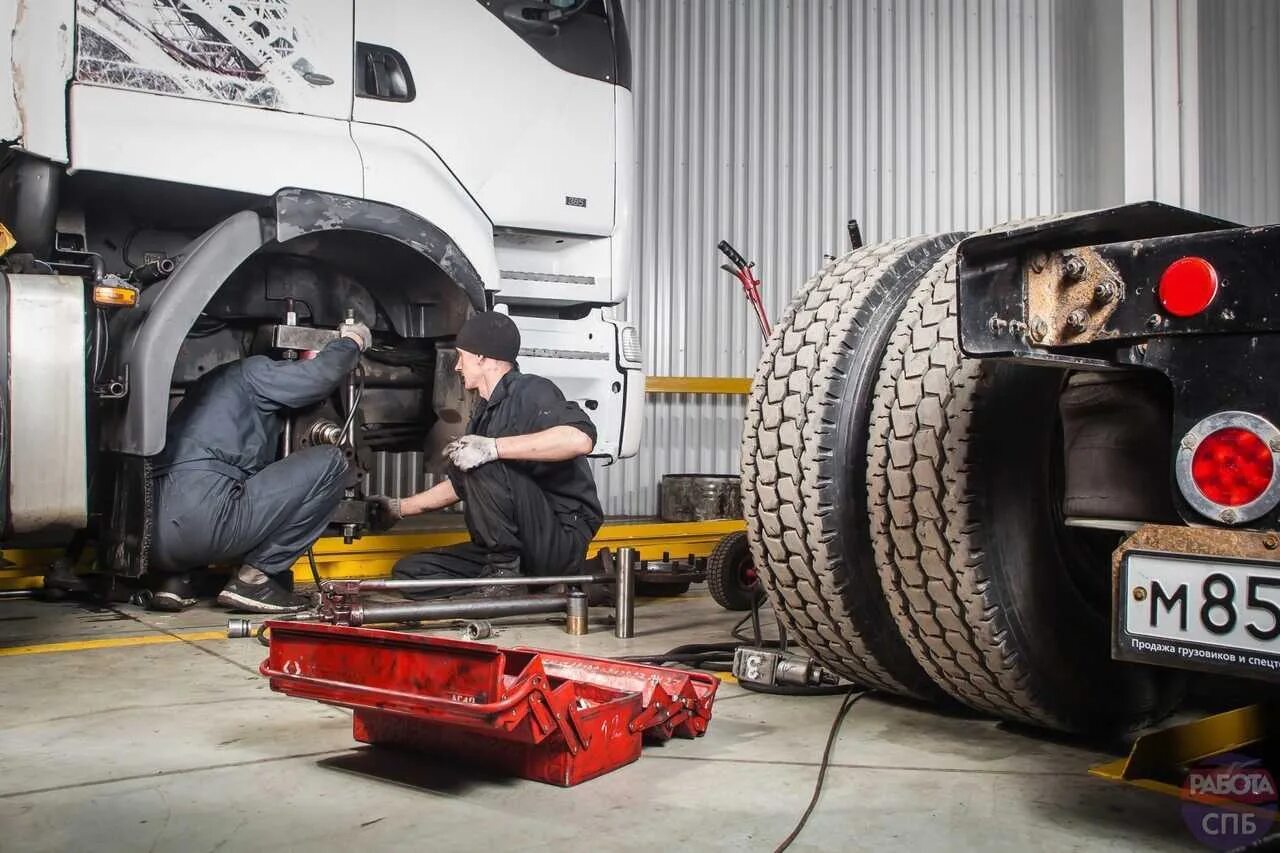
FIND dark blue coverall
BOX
[150,338,360,577]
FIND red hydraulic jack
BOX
[261,621,719,787]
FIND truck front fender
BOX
[102,210,264,456]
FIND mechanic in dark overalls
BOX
[149,322,370,613]
[374,312,602,589]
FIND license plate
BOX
[1117,551,1280,681]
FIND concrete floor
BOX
[0,588,1201,852]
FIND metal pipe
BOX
[566,590,589,635]
[341,369,357,446]
[352,594,569,627]
[225,609,320,639]
[615,547,636,639]
[339,573,612,592]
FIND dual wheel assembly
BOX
[741,229,1184,735]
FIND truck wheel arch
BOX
[103,188,486,457]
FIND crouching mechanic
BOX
[373,312,603,587]
[149,321,372,613]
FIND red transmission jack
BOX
[260,622,719,787]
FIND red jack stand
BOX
[260,622,719,787]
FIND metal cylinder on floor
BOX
[566,590,589,635]
[461,620,493,640]
[615,547,636,639]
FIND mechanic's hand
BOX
[366,495,402,532]
[446,434,499,471]
[340,320,372,352]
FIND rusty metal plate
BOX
[1025,247,1125,346]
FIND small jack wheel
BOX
[707,531,762,611]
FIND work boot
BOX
[547,549,613,605]
[217,566,311,614]
[444,558,526,600]
[149,572,198,613]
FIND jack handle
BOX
[717,239,771,341]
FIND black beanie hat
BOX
[455,311,521,362]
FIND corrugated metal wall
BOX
[1121,0,1201,209]
[1055,0,1124,212]
[595,0,1066,516]
[1199,0,1280,225]
[592,0,1280,517]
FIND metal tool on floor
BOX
[226,547,640,641]
[259,621,719,786]
[732,646,840,690]
[460,620,493,640]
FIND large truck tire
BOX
[866,248,1184,733]
[742,233,962,697]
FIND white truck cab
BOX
[0,0,641,573]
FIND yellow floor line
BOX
[0,629,228,657]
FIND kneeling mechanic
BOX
[372,312,603,589]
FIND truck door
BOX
[351,0,620,237]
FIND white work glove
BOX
[445,435,499,471]
[340,320,372,352]
[367,495,402,532]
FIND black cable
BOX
[305,547,323,589]
[122,226,140,269]
[740,682,852,696]
[618,596,852,692]
[364,345,434,368]
[186,315,227,338]
[774,689,867,853]
[339,365,365,445]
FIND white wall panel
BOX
[1122,0,1201,209]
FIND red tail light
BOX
[1191,427,1273,507]
[1177,412,1280,524]
[1158,257,1219,318]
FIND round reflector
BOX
[1158,257,1219,318]
[1191,427,1274,507]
